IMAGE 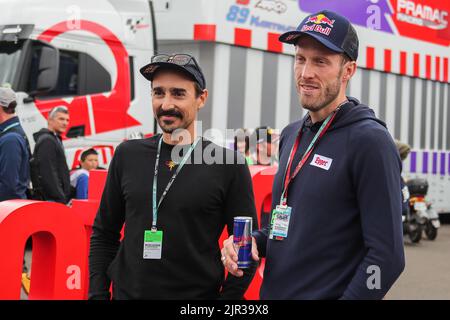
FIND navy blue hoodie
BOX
[0,116,30,201]
[253,97,405,300]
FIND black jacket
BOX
[89,136,257,299]
[32,128,71,203]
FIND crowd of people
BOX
[0,89,101,294]
[1,10,408,300]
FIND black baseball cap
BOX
[279,10,359,61]
[140,54,206,90]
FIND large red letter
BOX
[0,200,87,299]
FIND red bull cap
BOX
[279,10,359,61]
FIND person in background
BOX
[234,128,254,165]
[0,87,32,294]
[395,140,411,217]
[70,148,99,199]
[0,87,30,202]
[31,106,71,203]
[252,126,278,166]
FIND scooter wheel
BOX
[409,223,422,243]
[425,223,438,240]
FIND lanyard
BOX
[0,122,19,134]
[151,136,201,231]
[280,106,343,205]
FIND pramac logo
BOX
[36,20,141,137]
[396,0,448,30]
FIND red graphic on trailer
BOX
[390,0,450,46]
[36,20,141,137]
[299,0,449,46]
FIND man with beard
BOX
[88,54,257,299]
[221,10,405,299]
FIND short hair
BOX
[395,140,411,161]
[49,106,69,119]
[80,148,98,162]
[341,53,352,65]
[192,81,204,98]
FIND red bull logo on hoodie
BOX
[301,13,335,36]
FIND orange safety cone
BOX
[21,272,30,295]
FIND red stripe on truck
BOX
[234,28,252,47]
[399,51,407,75]
[425,55,431,79]
[366,47,375,69]
[413,53,420,77]
[267,33,282,53]
[444,58,449,83]
[193,24,216,41]
[435,56,441,82]
[384,49,392,73]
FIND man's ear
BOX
[343,61,357,82]
[197,89,208,110]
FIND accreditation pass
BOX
[143,230,163,259]
[269,205,292,239]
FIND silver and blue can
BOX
[233,216,253,269]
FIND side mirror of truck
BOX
[34,45,59,96]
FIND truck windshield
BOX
[0,41,23,88]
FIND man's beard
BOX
[159,120,179,133]
[156,107,185,133]
[300,77,341,113]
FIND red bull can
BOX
[233,216,253,268]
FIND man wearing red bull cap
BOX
[222,10,405,299]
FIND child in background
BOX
[70,148,99,199]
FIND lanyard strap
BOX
[152,136,201,231]
[0,122,20,134]
[280,107,342,205]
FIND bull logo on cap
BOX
[307,14,335,27]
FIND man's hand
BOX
[221,235,259,277]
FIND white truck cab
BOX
[0,0,155,169]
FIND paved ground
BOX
[20,225,450,300]
[385,224,450,300]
